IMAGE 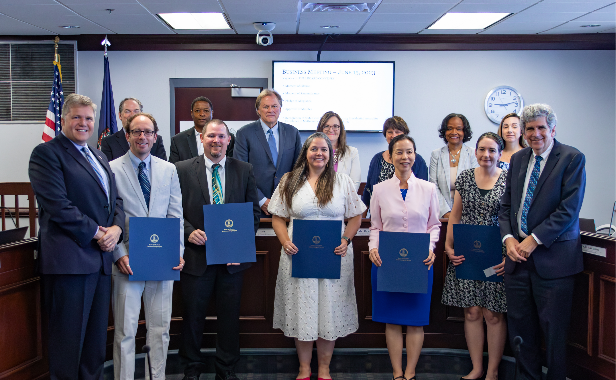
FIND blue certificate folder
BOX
[292,220,342,279]
[203,202,256,265]
[377,231,429,293]
[453,224,503,283]
[129,217,181,281]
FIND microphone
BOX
[512,336,523,380]
[513,336,523,352]
[142,345,153,380]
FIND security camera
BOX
[256,31,273,46]
[254,22,275,46]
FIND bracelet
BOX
[342,236,351,244]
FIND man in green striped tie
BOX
[175,119,261,380]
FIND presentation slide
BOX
[273,61,394,132]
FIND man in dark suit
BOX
[28,93,125,380]
[233,89,301,216]
[499,104,586,380]
[175,119,260,380]
[169,96,235,163]
[100,97,167,161]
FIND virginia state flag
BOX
[97,55,117,148]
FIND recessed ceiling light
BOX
[303,3,376,12]
[60,25,80,29]
[321,26,339,29]
[580,24,601,27]
[429,13,510,30]
[157,13,230,30]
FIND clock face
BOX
[484,86,524,125]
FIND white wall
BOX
[2,49,614,225]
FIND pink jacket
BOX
[369,173,441,252]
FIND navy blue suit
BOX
[233,120,301,209]
[499,139,586,380]
[29,133,124,379]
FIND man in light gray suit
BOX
[233,89,301,216]
[110,113,185,380]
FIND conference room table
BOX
[1,220,614,380]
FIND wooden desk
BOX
[2,223,613,380]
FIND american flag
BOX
[41,61,63,143]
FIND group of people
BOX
[28,88,586,380]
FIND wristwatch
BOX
[342,236,351,245]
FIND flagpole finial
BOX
[54,36,60,63]
[101,35,111,56]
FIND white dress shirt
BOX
[195,127,204,156]
[203,155,226,203]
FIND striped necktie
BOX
[138,162,150,209]
[82,147,108,199]
[212,164,223,204]
[521,155,543,235]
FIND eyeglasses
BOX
[129,130,155,137]
[323,125,341,131]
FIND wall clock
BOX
[484,86,524,124]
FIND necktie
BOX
[82,147,108,199]
[212,164,223,204]
[267,128,278,166]
[138,162,150,209]
[521,155,543,235]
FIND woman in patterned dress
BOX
[268,132,366,380]
[441,132,508,380]
[497,112,526,170]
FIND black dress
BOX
[441,168,508,313]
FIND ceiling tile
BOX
[367,13,441,24]
[450,3,530,13]
[0,14,55,34]
[360,21,426,33]
[375,3,455,13]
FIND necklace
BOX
[449,148,461,164]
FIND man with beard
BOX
[174,119,260,380]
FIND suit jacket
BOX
[429,144,478,217]
[233,120,301,201]
[110,153,184,263]
[101,129,167,162]
[499,140,586,279]
[169,126,235,164]
[175,155,260,276]
[28,133,125,275]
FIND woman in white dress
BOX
[268,132,366,380]
[316,111,361,191]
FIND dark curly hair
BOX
[438,113,472,145]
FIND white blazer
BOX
[110,152,184,262]
[429,144,478,218]
[336,145,361,191]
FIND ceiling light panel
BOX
[302,3,377,12]
[428,13,511,29]
[158,12,230,29]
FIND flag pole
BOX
[42,37,64,143]
[97,36,116,149]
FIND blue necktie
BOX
[138,162,150,209]
[212,164,223,204]
[82,147,108,199]
[521,155,543,235]
[267,128,278,166]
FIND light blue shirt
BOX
[259,119,279,154]
[128,150,152,184]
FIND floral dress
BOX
[441,168,508,313]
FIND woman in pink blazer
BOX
[368,134,441,380]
